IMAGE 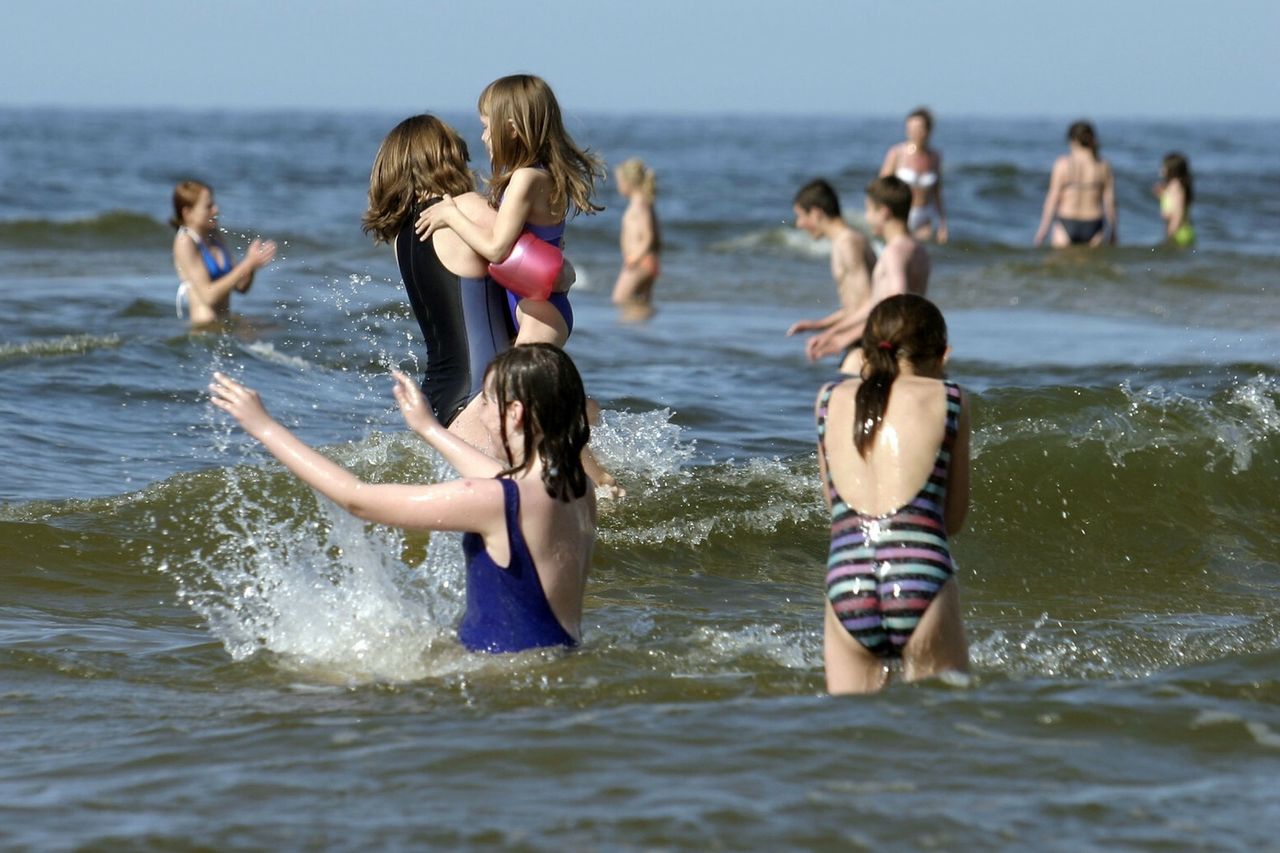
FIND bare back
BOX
[430,192,497,277]
[820,376,950,516]
[1053,153,1110,220]
[480,475,597,639]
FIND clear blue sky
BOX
[3,1,1275,118]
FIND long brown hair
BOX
[169,180,210,230]
[362,115,475,244]
[854,295,949,457]
[477,74,604,217]
[487,343,590,501]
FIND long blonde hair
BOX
[362,114,475,244]
[616,158,657,202]
[477,74,604,217]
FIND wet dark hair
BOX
[794,178,841,218]
[1162,151,1194,205]
[855,294,949,457]
[1068,120,1099,159]
[865,175,912,222]
[487,343,590,501]
[907,106,934,134]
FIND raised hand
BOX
[392,370,441,436]
[209,372,276,437]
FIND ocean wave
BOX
[0,210,169,248]
[0,333,122,362]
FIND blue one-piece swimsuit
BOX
[457,478,577,654]
[507,220,574,336]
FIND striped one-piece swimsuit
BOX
[817,380,962,658]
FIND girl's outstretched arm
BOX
[391,370,505,478]
[209,372,503,535]
[415,169,543,262]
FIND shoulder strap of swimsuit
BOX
[942,381,962,448]
[816,381,840,497]
[498,477,529,567]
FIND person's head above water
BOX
[616,158,657,202]
[1067,120,1099,159]
[484,343,590,502]
[363,114,474,244]
[169,180,215,233]
[864,175,912,227]
[906,106,934,144]
[854,294,950,457]
[476,73,603,217]
[793,178,842,237]
[1161,151,1194,203]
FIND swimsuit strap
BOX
[816,381,840,501]
[936,380,963,474]
[498,477,529,563]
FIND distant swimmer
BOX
[879,107,949,244]
[1034,120,1118,248]
[170,180,276,327]
[416,74,604,349]
[210,344,596,655]
[363,114,513,452]
[1154,152,1196,247]
[813,294,972,694]
[805,176,930,374]
[786,178,876,346]
[611,158,662,322]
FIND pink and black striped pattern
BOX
[817,380,962,658]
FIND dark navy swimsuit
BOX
[457,478,577,654]
[396,201,513,425]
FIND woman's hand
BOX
[248,238,277,269]
[415,195,457,241]
[209,372,276,438]
[392,370,442,437]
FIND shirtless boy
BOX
[786,179,876,342]
[805,176,930,374]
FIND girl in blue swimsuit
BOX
[814,294,972,694]
[416,74,604,347]
[170,180,276,327]
[209,343,596,655]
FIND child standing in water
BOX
[814,294,971,694]
[417,74,604,347]
[611,158,662,321]
[786,178,876,343]
[1154,152,1196,247]
[209,344,596,655]
[170,180,276,327]
[805,176,930,374]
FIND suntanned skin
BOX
[805,198,930,373]
[815,353,971,694]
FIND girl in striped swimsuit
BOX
[814,294,972,694]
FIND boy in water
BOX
[786,179,876,344]
[805,176,930,374]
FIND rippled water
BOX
[2,108,1278,849]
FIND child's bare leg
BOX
[612,266,651,305]
[901,579,970,683]
[514,298,569,347]
[824,599,889,694]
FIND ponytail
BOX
[854,340,900,457]
[853,295,950,457]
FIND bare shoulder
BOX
[454,191,496,222]
[173,230,199,258]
